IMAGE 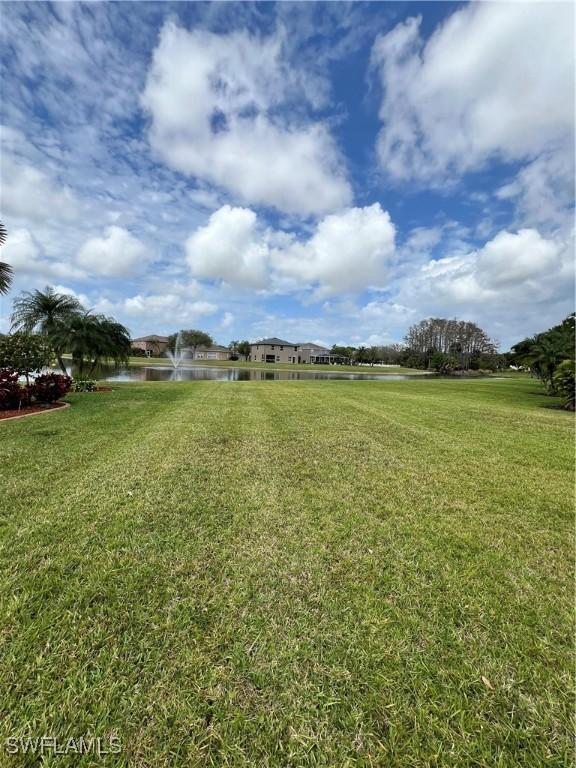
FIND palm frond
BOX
[0,262,13,295]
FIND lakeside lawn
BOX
[0,378,573,766]
[121,356,430,375]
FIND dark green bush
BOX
[73,379,97,392]
[553,359,575,410]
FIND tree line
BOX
[330,318,503,372]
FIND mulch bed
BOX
[0,401,69,422]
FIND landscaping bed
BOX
[0,401,68,421]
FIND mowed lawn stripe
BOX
[0,379,573,767]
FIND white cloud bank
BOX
[76,226,152,277]
[141,23,352,216]
[398,228,573,315]
[1,135,80,224]
[2,228,86,281]
[371,2,574,182]
[185,203,396,296]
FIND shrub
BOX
[32,373,72,403]
[73,379,97,392]
[0,333,52,377]
[130,347,147,357]
[0,368,29,410]
[553,359,575,411]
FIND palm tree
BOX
[11,286,83,373]
[0,222,13,295]
[50,312,131,378]
[514,330,571,394]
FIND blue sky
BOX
[1,1,573,349]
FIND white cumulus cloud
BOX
[274,204,396,295]
[141,23,352,216]
[399,228,572,310]
[2,227,86,281]
[370,2,574,182]
[186,206,270,289]
[185,203,396,296]
[122,294,218,320]
[1,151,80,223]
[76,226,152,277]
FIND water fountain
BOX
[166,331,184,379]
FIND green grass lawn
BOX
[0,378,573,767]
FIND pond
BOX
[61,363,424,382]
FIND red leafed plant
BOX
[0,368,30,410]
[32,373,72,404]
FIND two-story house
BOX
[131,335,170,357]
[249,338,300,364]
[249,339,351,365]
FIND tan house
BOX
[250,338,300,364]
[192,345,231,361]
[132,335,170,357]
[301,344,352,365]
[298,343,330,364]
[250,338,352,365]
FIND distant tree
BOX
[355,346,369,364]
[11,286,83,373]
[331,345,355,360]
[184,329,213,356]
[470,351,507,371]
[169,329,213,358]
[0,222,13,295]
[366,346,381,366]
[376,344,405,365]
[167,333,177,354]
[430,351,459,374]
[404,318,497,370]
[236,340,251,360]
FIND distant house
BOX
[305,347,352,365]
[250,338,351,365]
[132,335,170,357]
[298,343,330,364]
[250,338,300,364]
[192,345,231,361]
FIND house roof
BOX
[132,335,170,342]
[300,342,329,351]
[194,345,230,352]
[252,337,296,346]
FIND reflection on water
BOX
[66,363,418,382]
